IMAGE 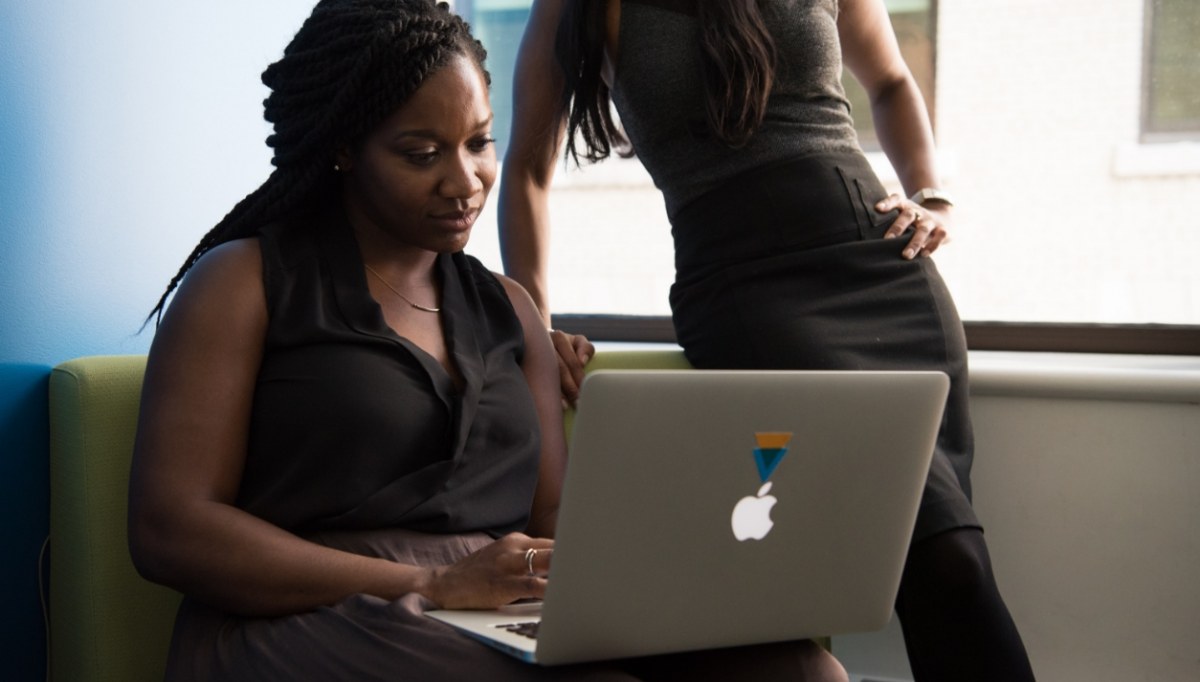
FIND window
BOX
[1142,0,1200,141]
[456,0,532,159]
[458,1,1200,343]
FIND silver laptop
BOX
[428,369,948,665]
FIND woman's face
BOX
[340,54,496,255]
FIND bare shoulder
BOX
[152,237,267,359]
[168,238,262,310]
[181,238,263,289]
[526,0,566,33]
[494,272,554,343]
[494,272,540,320]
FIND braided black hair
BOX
[147,0,489,323]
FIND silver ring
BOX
[524,548,537,576]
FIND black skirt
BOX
[669,152,980,541]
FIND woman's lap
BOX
[166,593,644,682]
[164,530,834,681]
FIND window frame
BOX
[1140,0,1200,143]
[550,315,1200,356]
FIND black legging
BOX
[896,528,1035,681]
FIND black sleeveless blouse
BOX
[234,207,540,537]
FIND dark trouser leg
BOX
[895,528,1035,682]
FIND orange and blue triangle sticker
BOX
[753,432,793,483]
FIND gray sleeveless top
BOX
[611,0,863,218]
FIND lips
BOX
[429,208,479,231]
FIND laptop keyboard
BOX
[496,621,539,640]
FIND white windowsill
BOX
[593,343,1200,404]
[1112,141,1200,178]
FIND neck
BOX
[342,208,440,288]
[362,255,439,290]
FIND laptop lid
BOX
[430,369,948,665]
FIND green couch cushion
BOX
[49,355,181,682]
[563,349,692,440]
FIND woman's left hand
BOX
[875,194,952,260]
[548,329,595,408]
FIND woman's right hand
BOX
[424,533,555,609]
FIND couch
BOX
[47,349,692,681]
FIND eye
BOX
[468,136,496,154]
[401,148,439,166]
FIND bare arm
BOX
[498,0,569,327]
[839,0,952,257]
[128,239,431,616]
[128,240,549,615]
[499,0,599,404]
[498,275,569,538]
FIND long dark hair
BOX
[556,0,777,164]
[147,0,488,323]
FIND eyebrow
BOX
[390,115,495,143]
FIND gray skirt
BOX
[164,528,826,681]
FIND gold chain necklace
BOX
[363,264,441,313]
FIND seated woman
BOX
[128,1,846,680]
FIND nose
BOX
[439,149,489,200]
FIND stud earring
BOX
[334,163,342,172]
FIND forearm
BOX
[870,73,942,195]
[130,498,431,617]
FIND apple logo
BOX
[731,481,778,541]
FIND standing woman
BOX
[499,1,1036,680]
[130,0,845,679]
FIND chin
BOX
[439,234,472,254]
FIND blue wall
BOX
[0,364,50,681]
[0,3,310,677]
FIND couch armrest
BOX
[49,355,182,682]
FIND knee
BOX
[798,640,849,682]
[816,652,850,682]
[906,529,998,603]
